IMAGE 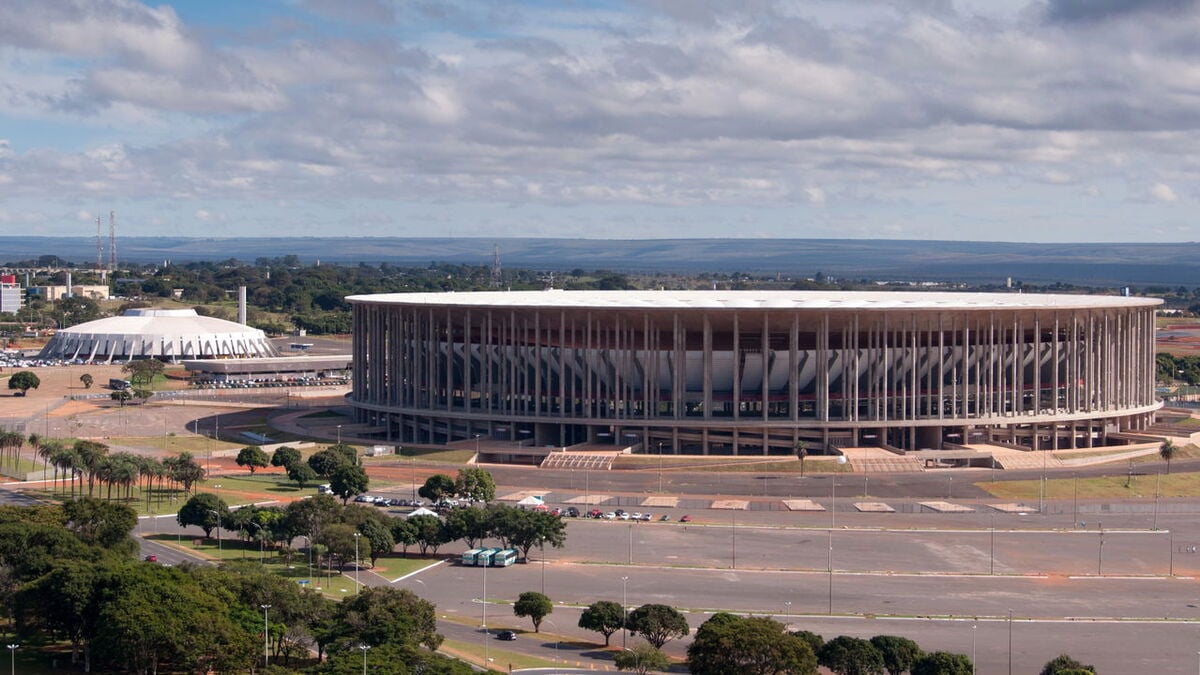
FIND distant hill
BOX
[2,236,1198,286]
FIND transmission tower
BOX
[108,211,117,273]
[95,216,105,281]
[490,244,502,288]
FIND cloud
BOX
[2,1,1200,241]
[1150,182,1180,202]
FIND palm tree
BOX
[73,440,110,497]
[1160,440,1179,475]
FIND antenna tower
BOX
[490,244,502,288]
[108,211,117,273]
[95,216,105,281]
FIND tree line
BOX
[3,497,499,674]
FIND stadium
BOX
[347,291,1160,455]
[38,308,278,362]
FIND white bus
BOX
[461,548,483,566]
[491,549,518,567]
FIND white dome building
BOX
[39,308,278,362]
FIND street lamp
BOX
[783,601,791,625]
[353,532,361,592]
[260,604,271,667]
[301,535,312,587]
[6,644,15,675]
[972,623,977,675]
[208,509,222,553]
[657,442,664,493]
[337,424,343,445]
[621,576,629,649]
[359,643,370,675]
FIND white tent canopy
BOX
[516,495,545,506]
[405,507,438,518]
[39,308,277,361]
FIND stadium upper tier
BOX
[347,290,1161,455]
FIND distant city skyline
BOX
[1,0,1197,242]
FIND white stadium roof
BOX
[39,308,278,361]
[346,290,1161,311]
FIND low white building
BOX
[38,308,278,361]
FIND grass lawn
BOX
[366,554,442,579]
[28,473,322,515]
[144,534,363,597]
[439,637,561,671]
[979,471,1200,500]
[106,435,243,454]
[396,448,477,464]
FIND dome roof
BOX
[39,308,278,361]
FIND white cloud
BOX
[2,1,1200,240]
[1150,183,1179,202]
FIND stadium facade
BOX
[347,291,1160,454]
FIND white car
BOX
[630,512,643,520]
[603,512,617,520]
[618,512,632,520]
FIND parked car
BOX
[496,630,517,641]
[680,515,692,522]
[603,512,617,520]
[550,507,562,517]
[565,507,580,518]
[659,514,670,522]
[588,509,604,519]
[637,513,652,521]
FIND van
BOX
[317,484,332,494]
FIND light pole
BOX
[784,601,791,625]
[1097,526,1105,575]
[475,433,481,459]
[359,643,370,675]
[6,644,15,675]
[1073,473,1078,526]
[208,509,222,554]
[972,622,977,675]
[301,535,312,587]
[353,532,361,592]
[657,442,664,493]
[337,425,342,445]
[260,604,271,667]
[628,523,633,565]
[483,557,489,664]
[621,575,629,649]
[1007,609,1013,675]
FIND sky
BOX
[1,0,1199,242]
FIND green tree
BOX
[408,514,449,555]
[454,467,496,503]
[503,508,567,562]
[110,389,132,406]
[615,643,670,675]
[390,518,418,556]
[871,635,923,675]
[912,651,974,675]
[625,603,689,649]
[1040,654,1097,675]
[687,613,817,675]
[271,446,302,469]
[791,630,825,656]
[79,373,93,389]
[287,462,318,489]
[177,493,229,537]
[317,523,359,571]
[819,636,886,675]
[62,497,138,550]
[513,591,553,632]
[418,473,456,502]
[8,371,40,395]
[330,464,369,504]
[131,388,153,405]
[165,452,205,495]
[308,448,351,478]
[330,585,442,650]
[578,600,625,646]
[235,446,270,474]
[359,518,395,567]
[443,506,493,549]
[15,559,109,671]
[1160,440,1178,474]
[122,359,165,386]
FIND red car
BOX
[144,554,158,563]
[679,515,692,523]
